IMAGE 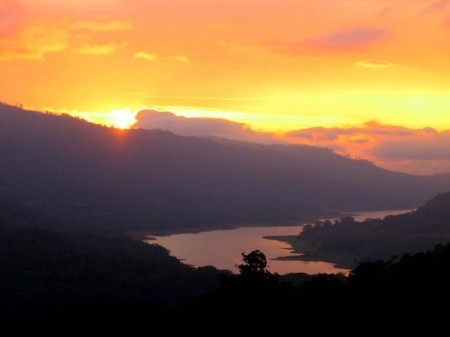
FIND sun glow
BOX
[109,108,136,129]
[3,0,450,174]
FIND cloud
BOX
[0,14,130,61]
[286,122,450,175]
[0,0,23,38]
[134,111,450,175]
[371,130,450,161]
[0,25,68,60]
[133,110,278,144]
[71,20,133,32]
[357,60,392,68]
[133,53,190,63]
[427,0,449,10]
[134,51,157,61]
[170,55,190,63]
[270,26,389,56]
[286,121,414,140]
[75,42,123,55]
[320,27,387,47]
[0,24,126,60]
[69,21,129,56]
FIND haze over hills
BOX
[1,103,450,233]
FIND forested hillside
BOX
[0,200,223,316]
[2,103,449,233]
[279,191,450,266]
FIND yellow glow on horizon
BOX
[2,0,450,133]
[109,108,137,129]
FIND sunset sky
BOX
[2,0,450,174]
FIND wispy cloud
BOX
[0,25,68,60]
[427,0,449,10]
[134,53,189,63]
[0,16,130,61]
[75,42,123,55]
[170,55,190,63]
[269,26,389,57]
[356,60,392,68]
[134,51,157,61]
[71,20,133,32]
[320,27,387,47]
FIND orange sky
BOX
[2,0,450,174]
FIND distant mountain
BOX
[1,103,450,233]
[283,191,450,267]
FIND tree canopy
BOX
[237,250,269,276]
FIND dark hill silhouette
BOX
[282,191,450,266]
[1,197,449,328]
[181,242,450,328]
[0,199,223,316]
[1,103,450,233]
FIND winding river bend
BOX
[145,209,412,274]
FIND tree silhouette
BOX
[237,250,273,279]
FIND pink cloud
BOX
[133,109,279,144]
[270,26,388,56]
[427,0,449,10]
[0,0,23,38]
[286,122,450,175]
[134,111,450,175]
[320,27,387,47]
[287,122,414,141]
[372,130,450,161]
[134,110,450,174]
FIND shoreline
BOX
[128,208,414,273]
[126,216,326,240]
[264,234,354,270]
[271,254,351,271]
[125,208,350,238]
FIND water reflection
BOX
[145,209,412,275]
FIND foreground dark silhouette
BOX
[0,200,224,321]
[183,245,450,324]
[2,214,449,328]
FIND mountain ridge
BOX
[1,103,450,233]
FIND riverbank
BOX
[264,235,357,270]
[126,215,329,240]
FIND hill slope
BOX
[278,191,450,267]
[1,103,450,233]
[0,200,222,315]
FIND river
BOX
[144,209,413,275]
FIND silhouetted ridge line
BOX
[1,103,450,233]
